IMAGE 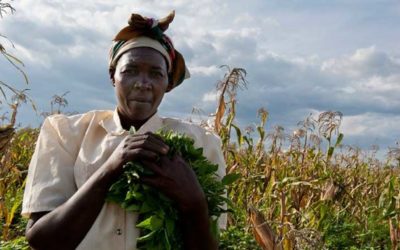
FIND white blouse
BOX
[22,109,227,250]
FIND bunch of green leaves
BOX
[106,129,239,250]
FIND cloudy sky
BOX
[1,0,399,156]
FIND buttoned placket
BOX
[114,207,126,250]
[98,109,164,250]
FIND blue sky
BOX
[1,0,400,156]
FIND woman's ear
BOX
[109,68,116,86]
[166,74,172,92]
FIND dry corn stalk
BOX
[0,102,17,152]
[214,66,247,134]
[249,206,281,250]
[0,126,14,152]
[321,181,340,201]
[0,102,19,152]
[390,219,400,250]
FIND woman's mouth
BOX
[129,96,151,103]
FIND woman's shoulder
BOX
[41,110,114,144]
[45,110,113,129]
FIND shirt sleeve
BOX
[22,116,78,217]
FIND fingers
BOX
[117,132,170,168]
[144,131,165,144]
[141,160,163,176]
[126,148,159,161]
[127,132,169,155]
[139,160,166,189]
[163,154,185,166]
[140,175,161,189]
[137,132,166,148]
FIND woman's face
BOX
[113,47,169,121]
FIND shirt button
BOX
[116,229,122,235]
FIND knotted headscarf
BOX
[109,11,190,91]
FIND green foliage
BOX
[0,236,29,250]
[213,68,399,249]
[219,210,261,250]
[2,67,400,250]
[107,130,234,250]
[219,224,261,250]
[321,211,390,249]
[1,114,399,249]
[0,128,39,241]
[219,109,399,249]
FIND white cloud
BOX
[2,0,400,154]
[11,42,51,69]
[233,13,280,27]
[189,65,220,77]
[359,75,400,93]
[321,46,400,78]
[202,90,220,102]
[342,113,400,138]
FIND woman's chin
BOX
[128,101,151,109]
[126,103,154,119]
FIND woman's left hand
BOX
[141,150,218,249]
[140,155,207,214]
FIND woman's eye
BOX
[150,71,163,77]
[121,68,138,74]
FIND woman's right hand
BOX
[26,131,169,250]
[102,131,170,180]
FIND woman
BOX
[22,11,226,250]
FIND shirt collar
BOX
[99,108,163,136]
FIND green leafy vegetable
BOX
[106,130,236,249]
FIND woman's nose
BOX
[134,75,151,89]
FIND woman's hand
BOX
[102,132,170,181]
[140,154,207,214]
[25,132,172,250]
[141,154,218,250]
[109,132,217,249]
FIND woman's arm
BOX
[26,132,169,250]
[26,164,117,250]
[179,198,218,250]
[141,155,218,250]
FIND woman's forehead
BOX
[117,47,167,69]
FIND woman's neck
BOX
[117,109,155,131]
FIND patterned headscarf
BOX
[109,11,190,91]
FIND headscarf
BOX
[109,11,190,91]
